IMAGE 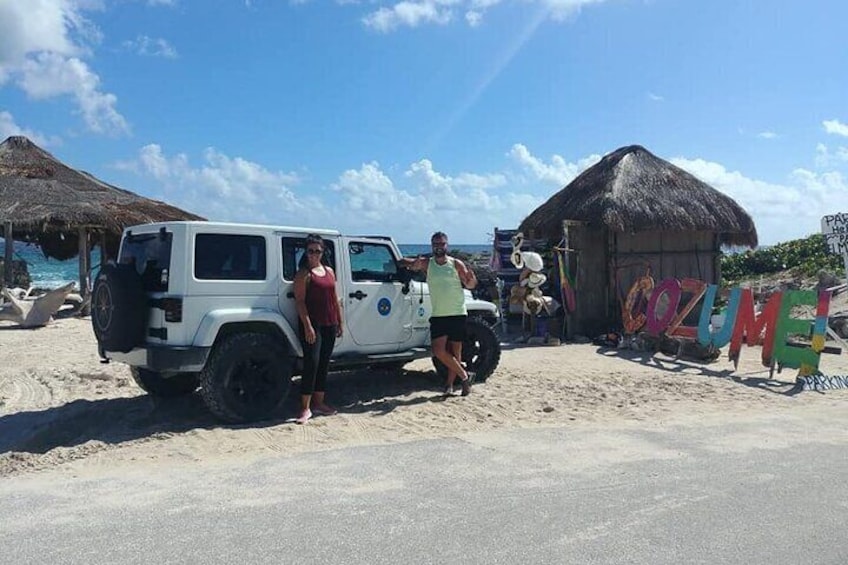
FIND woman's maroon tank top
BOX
[306,268,340,326]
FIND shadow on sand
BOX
[596,346,805,397]
[1,366,448,457]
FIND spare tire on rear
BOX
[91,263,147,353]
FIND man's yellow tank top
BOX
[427,257,467,317]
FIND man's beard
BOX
[433,247,447,257]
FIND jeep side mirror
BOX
[395,263,413,282]
[395,262,413,294]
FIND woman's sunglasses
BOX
[306,248,323,255]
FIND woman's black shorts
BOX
[430,315,467,342]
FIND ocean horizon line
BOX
[2,240,494,290]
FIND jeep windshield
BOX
[118,230,173,292]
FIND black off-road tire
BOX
[199,332,293,423]
[130,367,200,398]
[432,316,501,383]
[91,263,147,353]
[469,313,497,327]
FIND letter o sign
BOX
[645,278,682,335]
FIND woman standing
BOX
[293,234,343,424]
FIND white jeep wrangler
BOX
[92,221,501,423]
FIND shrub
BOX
[721,233,844,284]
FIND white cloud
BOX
[465,10,483,25]
[19,52,128,134]
[0,0,88,67]
[543,0,607,21]
[464,0,502,25]
[333,161,428,219]
[119,149,498,240]
[329,157,546,242]
[363,1,458,32]
[816,143,848,168]
[823,119,848,137]
[0,0,127,135]
[329,145,587,241]
[671,156,848,245]
[647,92,664,102]
[146,0,176,5]
[117,144,311,224]
[453,171,507,190]
[122,35,178,58]
[114,142,847,246]
[0,111,60,146]
[361,0,606,31]
[757,131,778,139]
[508,143,600,186]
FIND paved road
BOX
[2,409,847,564]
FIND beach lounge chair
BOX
[0,282,76,328]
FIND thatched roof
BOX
[0,135,205,259]
[519,145,758,247]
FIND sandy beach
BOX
[2,316,848,479]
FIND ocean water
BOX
[396,244,492,257]
[2,239,490,289]
[2,240,103,289]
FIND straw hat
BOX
[527,272,547,287]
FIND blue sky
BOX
[1,0,846,245]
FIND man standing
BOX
[401,231,477,396]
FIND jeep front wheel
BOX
[432,316,501,383]
[131,367,199,397]
[199,332,293,423]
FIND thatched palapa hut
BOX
[0,135,205,304]
[519,144,757,336]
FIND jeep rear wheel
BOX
[131,367,199,397]
[199,332,293,423]
[433,316,501,383]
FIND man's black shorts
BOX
[430,315,467,342]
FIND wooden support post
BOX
[714,233,721,285]
[561,220,584,340]
[3,221,13,289]
[78,227,91,316]
[100,231,108,264]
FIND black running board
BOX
[329,347,430,370]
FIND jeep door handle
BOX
[348,290,367,300]
[286,292,295,299]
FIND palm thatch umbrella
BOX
[519,144,757,247]
[0,135,204,304]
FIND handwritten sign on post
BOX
[821,213,848,285]
[821,213,848,254]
